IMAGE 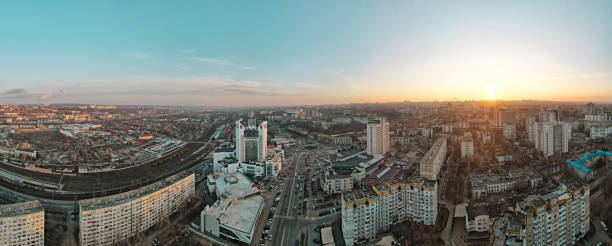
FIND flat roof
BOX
[0,200,43,218]
[421,137,446,164]
[80,172,193,211]
[218,195,263,234]
[566,149,612,174]
[321,227,334,245]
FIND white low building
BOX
[320,170,353,194]
[201,173,264,245]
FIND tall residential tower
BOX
[366,117,389,155]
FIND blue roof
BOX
[566,149,612,174]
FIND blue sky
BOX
[1,1,611,106]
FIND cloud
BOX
[0,76,309,105]
[191,57,255,70]
[222,85,287,96]
[191,57,231,65]
[0,88,39,100]
[2,88,26,95]
[293,82,323,89]
[123,51,152,59]
[40,93,54,100]
[37,76,293,98]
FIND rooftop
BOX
[80,172,193,211]
[566,149,612,174]
[0,200,44,218]
[208,194,264,234]
[421,137,446,164]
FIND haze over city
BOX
[1,2,612,246]
[1,1,612,106]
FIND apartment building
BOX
[79,173,195,246]
[590,123,612,138]
[366,117,389,155]
[461,132,474,159]
[503,123,517,140]
[341,176,437,246]
[420,137,447,180]
[528,121,571,157]
[522,183,590,246]
[471,168,542,200]
[490,182,590,246]
[0,200,45,246]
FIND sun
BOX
[483,84,497,100]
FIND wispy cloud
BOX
[192,57,231,65]
[123,51,152,59]
[191,57,255,70]
[0,88,40,100]
[545,72,611,81]
[293,82,323,89]
[222,84,290,96]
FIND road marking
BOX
[279,227,286,246]
[286,153,300,216]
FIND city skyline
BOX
[1,0,611,106]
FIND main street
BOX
[270,150,306,246]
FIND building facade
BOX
[420,137,447,180]
[522,184,590,246]
[321,170,353,194]
[529,121,571,157]
[235,119,267,162]
[366,117,389,155]
[495,109,516,127]
[590,124,612,138]
[0,200,45,246]
[201,193,264,244]
[503,123,517,140]
[341,179,437,246]
[79,173,195,246]
[461,132,474,159]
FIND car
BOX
[313,238,321,243]
[268,235,273,241]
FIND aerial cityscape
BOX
[1,1,611,246]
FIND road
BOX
[265,147,344,246]
[270,151,306,246]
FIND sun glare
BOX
[484,84,497,100]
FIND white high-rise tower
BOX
[235,119,267,162]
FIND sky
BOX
[0,1,611,106]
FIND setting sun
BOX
[484,84,497,100]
